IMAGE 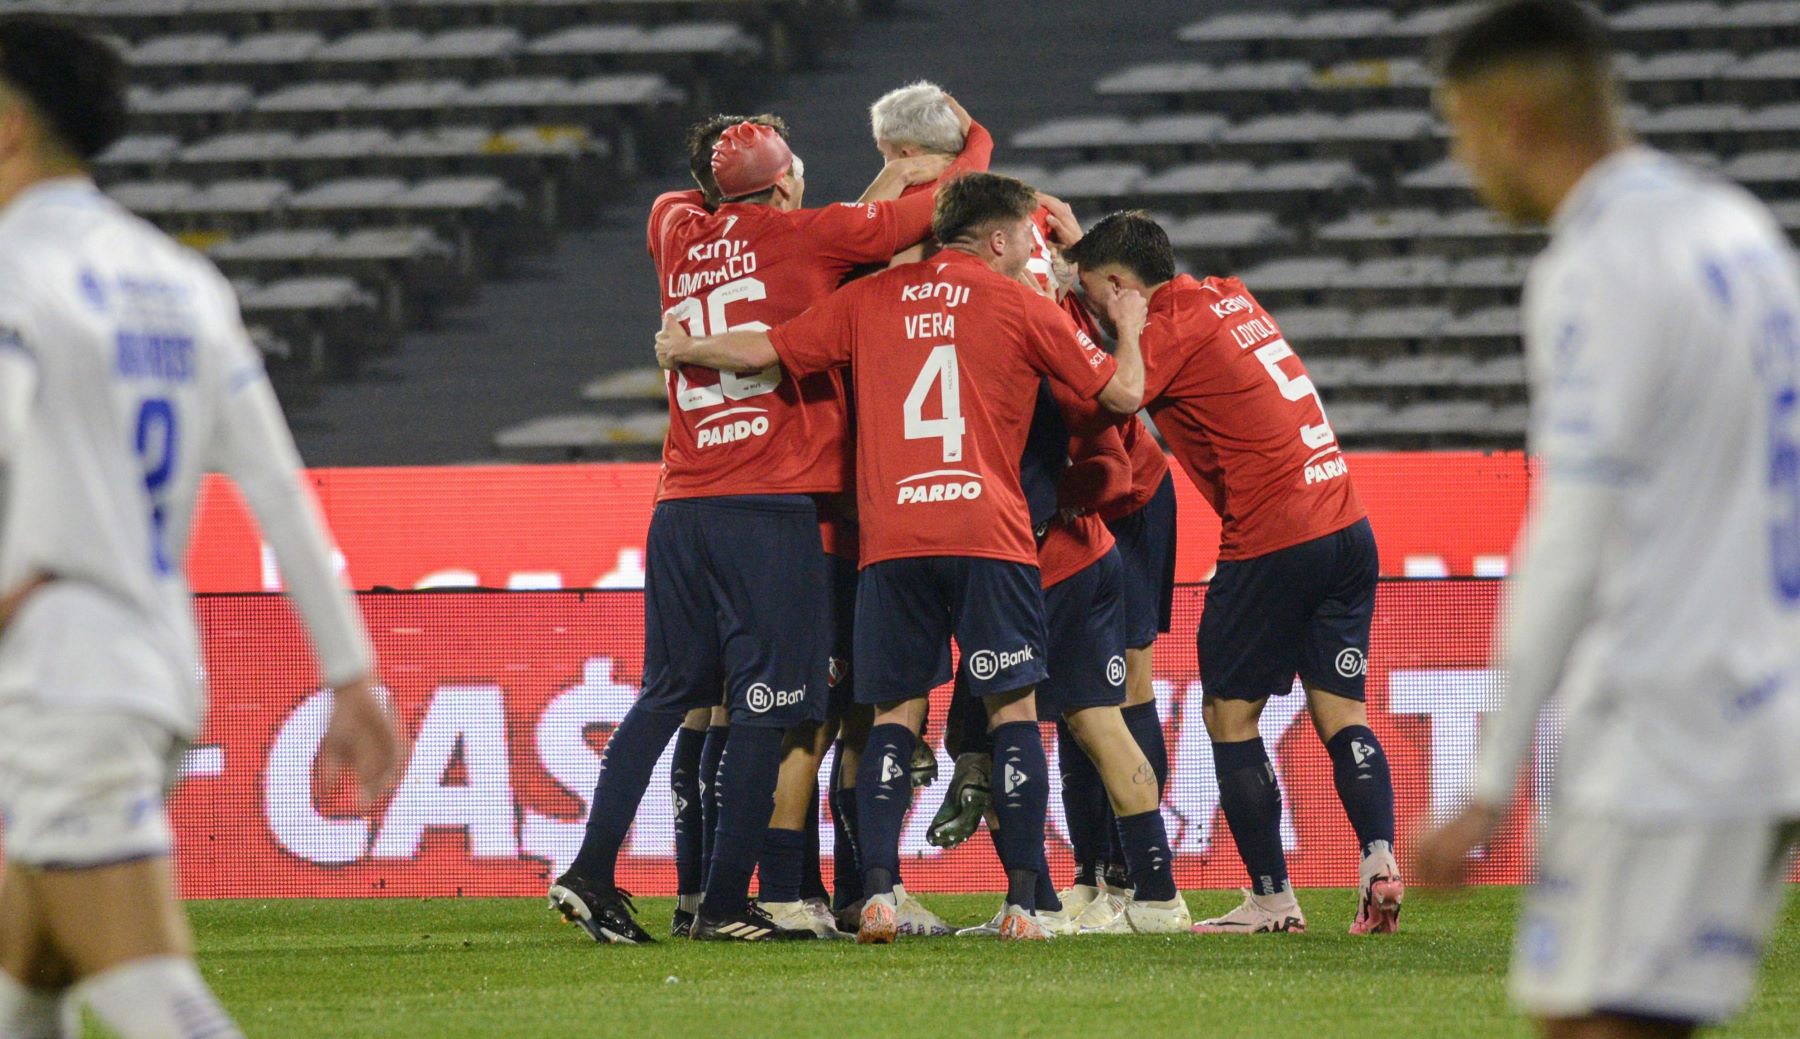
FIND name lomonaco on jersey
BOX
[896,469,984,504]
[668,243,759,298]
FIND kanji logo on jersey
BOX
[1335,647,1366,678]
[745,682,805,714]
[899,282,971,308]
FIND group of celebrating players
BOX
[545,81,1404,943]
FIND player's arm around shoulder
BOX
[655,314,775,374]
[1095,288,1147,414]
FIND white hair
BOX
[869,80,965,155]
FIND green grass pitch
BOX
[175,888,1800,1038]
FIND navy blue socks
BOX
[1212,737,1289,897]
[698,724,727,888]
[702,724,785,917]
[855,723,916,898]
[1115,808,1177,902]
[1326,725,1396,856]
[567,706,686,888]
[670,726,705,897]
[991,720,1049,911]
[758,826,806,905]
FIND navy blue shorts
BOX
[639,495,829,728]
[1106,471,1177,649]
[1036,547,1128,720]
[854,556,1049,705]
[825,552,858,717]
[1198,517,1377,703]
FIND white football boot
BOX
[1121,896,1193,934]
[1056,882,1101,917]
[892,884,951,937]
[1350,841,1405,935]
[857,891,899,945]
[997,904,1052,941]
[1191,889,1307,934]
[1073,887,1130,933]
[1034,903,1082,937]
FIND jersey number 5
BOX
[1254,338,1336,451]
[904,344,965,462]
[667,276,780,411]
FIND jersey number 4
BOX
[904,344,965,462]
[1254,338,1336,451]
[667,276,780,411]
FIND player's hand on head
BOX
[943,91,972,135]
[1106,288,1149,336]
[1036,193,1082,247]
[320,675,404,806]
[892,153,954,186]
[655,312,689,370]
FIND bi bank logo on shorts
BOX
[1335,647,1366,678]
[745,682,806,714]
[1106,655,1127,687]
[968,645,1036,682]
[895,469,983,505]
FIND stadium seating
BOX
[24,0,841,409]
[1008,0,1800,448]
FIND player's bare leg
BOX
[1195,694,1305,934]
[1123,647,1155,710]
[1061,706,1186,933]
[0,859,241,1038]
[0,862,76,1038]
[1306,685,1401,934]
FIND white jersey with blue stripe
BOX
[1481,147,1800,818]
[0,177,370,733]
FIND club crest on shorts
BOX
[1334,647,1366,678]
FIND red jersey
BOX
[1056,292,1171,520]
[769,248,1117,568]
[647,187,935,502]
[1141,274,1365,560]
[1038,418,1129,588]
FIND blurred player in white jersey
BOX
[1418,3,1800,1037]
[0,18,401,1039]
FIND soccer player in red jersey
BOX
[657,172,1146,942]
[1067,211,1402,936]
[549,119,971,944]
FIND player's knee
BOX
[1304,685,1367,742]
[1201,695,1264,742]
[983,687,1037,728]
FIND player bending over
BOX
[1066,212,1402,936]
[550,116,965,943]
[1418,3,1800,1037]
[658,172,1144,942]
[0,19,401,1037]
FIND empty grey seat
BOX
[242,276,377,312]
[493,412,668,453]
[187,179,293,214]
[1463,354,1528,386]
[182,130,299,164]
[1289,9,1395,39]
[133,83,254,117]
[1772,199,1800,229]
[567,74,684,106]
[1312,57,1435,91]
[1637,102,1749,133]
[1716,0,1800,28]
[130,33,229,66]
[1165,212,1285,249]
[1330,110,1437,141]
[393,177,522,211]
[1271,306,1355,340]
[1224,112,1337,145]
[256,81,373,114]
[1380,400,1495,434]
[1726,149,1800,185]
[1305,355,1372,387]
[315,29,426,64]
[287,177,408,211]
[1036,162,1146,198]
[637,22,759,55]
[528,25,645,57]
[1726,47,1800,80]
[292,128,396,160]
[215,31,325,66]
[1618,49,1735,81]
[462,76,574,107]
[322,227,456,262]
[1255,160,1365,192]
[1239,256,1352,292]
[1611,2,1725,31]
[1319,208,1437,242]
[583,366,669,402]
[1136,161,1254,195]
[1176,12,1298,42]
[1095,63,1214,96]
[211,229,339,262]
[1013,116,1132,150]
[389,126,495,159]
[96,135,183,167]
[419,27,524,60]
[353,79,469,113]
[1321,401,1393,435]
[1443,306,1524,338]
[1124,113,1230,147]
[493,124,598,156]
[1402,158,1474,190]
[109,180,198,217]
[1344,256,1452,289]
[1746,102,1800,132]
[1351,306,1450,338]
[1204,61,1316,92]
[1451,255,1533,289]
[1391,4,1483,38]
[1365,354,1458,386]
[1426,207,1541,240]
